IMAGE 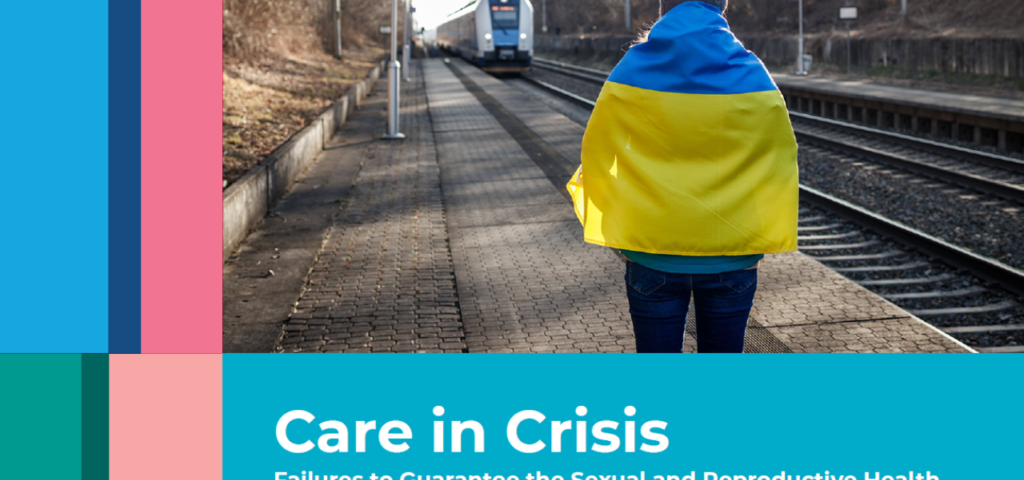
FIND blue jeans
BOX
[625,261,758,353]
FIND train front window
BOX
[491,6,518,30]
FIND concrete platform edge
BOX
[799,253,978,353]
[222,59,387,262]
[907,312,978,353]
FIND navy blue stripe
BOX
[108,0,142,353]
[607,2,777,95]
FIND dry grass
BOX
[222,0,394,187]
[223,47,384,186]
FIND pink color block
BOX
[110,355,222,479]
[141,0,223,353]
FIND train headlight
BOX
[484,33,492,41]
[520,33,527,39]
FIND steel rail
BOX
[799,185,1024,298]
[533,57,611,81]
[533,57,1024,176]
[520,75,598,109]
[791,111,1024,175]
[532,62,609,84]
[520,73,1024,298]
[794,129,1024,204]
[526,71,1024,204]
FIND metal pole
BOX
[383,0,404,139]
[846,20,851,75]
[334,0,342,59]
[541,0,547,33]
[624,0,631,32]
[900,0,906,19]
[403,0,411,81]
[797,0,805,74]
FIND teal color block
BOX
[0,355,82,477]
[82,354,109,480]
[224,355,1023,479]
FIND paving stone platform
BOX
[427,60,633,353]
[752,252,967,352]
[222,57,973,353]
[278,62,463,353]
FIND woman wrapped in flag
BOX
[567,0,798,353]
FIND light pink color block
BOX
[141,0,223,353]
[110,355,222,479]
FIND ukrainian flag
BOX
[567,1,798,256]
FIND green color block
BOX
[82,354,109,480]
[0,354,82,477]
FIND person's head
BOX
[659,0,728,17]
[633,0,728,46]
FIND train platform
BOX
[772,73,1024,152]
[773,74,1024,123]
[222,57,974,353]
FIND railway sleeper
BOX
[975,345,1024,353]
[881,286,987,300]
[942,324,1024,334]
[797,215,827,223]
[797,223,844,232]
[834,261,931,273]
[856,273,956,286]
[798,240,881,251]
[910,299,1019,316]
[798,231,862,241]
[811,250,904,262]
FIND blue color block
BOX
[0,2,109,352]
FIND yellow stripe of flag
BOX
[569,81,799,256]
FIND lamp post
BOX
[382,0,404,139]
[403,0,411,82]
[541,0,547,33]
[625,0,631,32]
[846,19,851,74]
[796,0,806,75]
[839,6,858,75]
[334,0,342,58]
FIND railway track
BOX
[790,114,1024,205]
[533,57,1024,193]
[518,58,1024,352]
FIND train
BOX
[436,0,533,73]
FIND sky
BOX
[413,0,478,30]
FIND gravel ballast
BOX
[798,145,1024,270]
